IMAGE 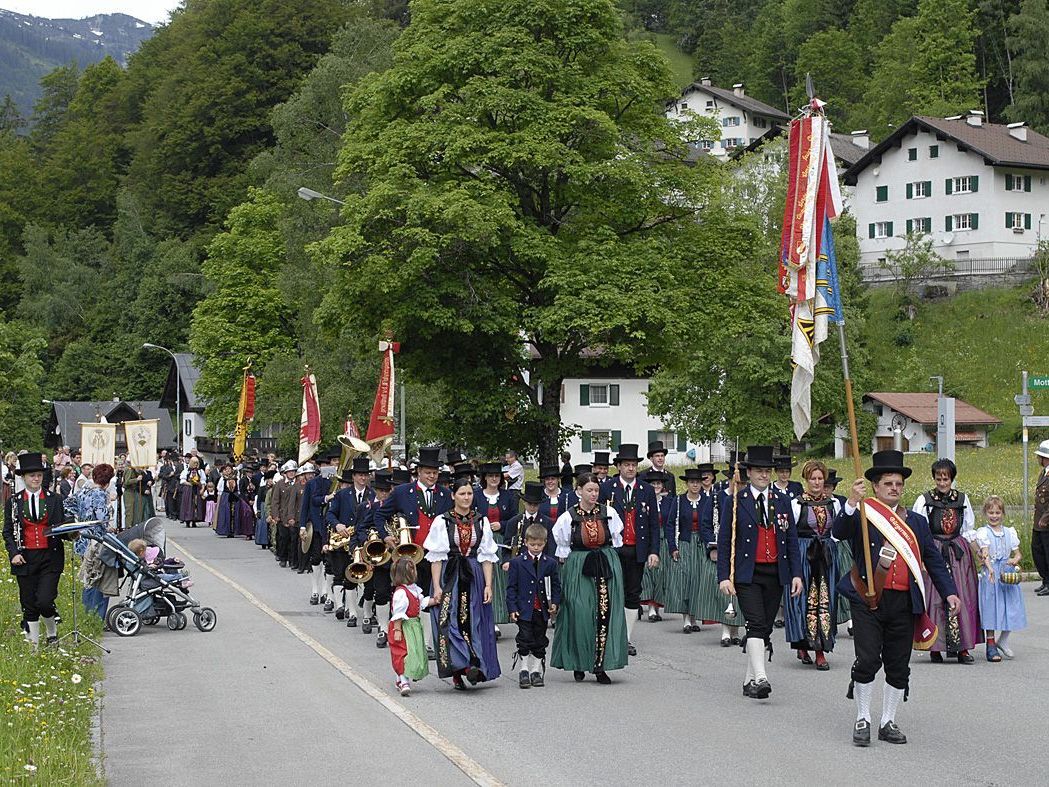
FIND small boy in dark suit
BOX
[506,524,562,688]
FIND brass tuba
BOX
[347,545,373,584]
[392,514,424,564]
[363,528,392,567]
[329,429,372,495]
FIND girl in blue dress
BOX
[975,495,1027,662]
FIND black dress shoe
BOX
[376,631,388,648]
[627,642,637,656]
[742,681,753,696]
[853,719,871,747]
[595,671,612,685]
[465,666,482,685]
[335,606,345,620]
[323,600,334,613]
[309,594,319,605]
[878,721,907,744]
[957,651,974,664]
[749,679,772,699]
[297,568,306,574]
[279,560,287,568]
[427,647,436,661]
[530,672,544,687]
[773,619,784,629]
[452,675,467,691]
[346,615,357,628]
[930,651,944,663]
[731,637,741,646]
[1037,585,1049,596]
[720,637,732,647]
[574,671,585,682]
[519,671,532,689]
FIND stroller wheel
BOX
[167,612,186,631]
[112,608,142,637]
[143,615,160,626]
[105,604,127,631]
[194,607,217,632]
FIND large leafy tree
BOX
[1007,0,1049,133]
[315,0,727,462]
[0,320,47,452]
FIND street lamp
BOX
[297,186,346,206]
[143,343,181,455]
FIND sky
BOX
[0,1,179,24]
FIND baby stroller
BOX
[84,517,217,637]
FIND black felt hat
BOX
[864,450,912,482]
[521,481,544,505]
[391,467,412,485]
[592,451,611,467]
[681,464,716,481]
[538,464,561,479]
[825,469,842,487]
[453,463,476,478]
[417,446,442,469]
[742,446,776,469]
[574,463,592,476]
[643,469,668,484]
[614,444,641,464]
[373,469,394,490]
[350,456,372,474]
[647,440,668,458]
[774,453,795,470]
[15,453,46,476]
[478,462,503,477]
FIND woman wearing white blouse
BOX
[550,473,628,684]
[424,479,501,690]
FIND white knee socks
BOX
[423,617,434,650]
[625,608,637,642]
[721,623,732,640]
[524,654,537,673]
[310,569,322,596]
[747,638,767,682]
[349,586,360,616]
[881,684,904,727]
[854,681,873,722]
[324,574,334,601]
[374,604,389,631]
[42,616,57,638]
[26,620,40,645]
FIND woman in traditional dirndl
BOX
[550,473,628,684]
[473,462,517,636]
[640,470,675,622]
[178,457,207,527]
[690,466,745,645]
[785,460,841,670]
[425,479,501,690]
[975,496,1026,662]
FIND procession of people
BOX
[2,438,1039,747]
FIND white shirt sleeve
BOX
[961,497,977,541]
[790,498,802,523]
[179,468,189,483]
[553,511,573,559]
[390,586,410,621]
[476,517,498,563]
[1007,527,1021,553]
[974,526,990,550]
[607,506,624,548]
[423,514,450,563]
[911,495,926,516]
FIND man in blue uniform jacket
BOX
[833,450,959,748]
[325,456,376,618]
[600,443,660,656]
[298,463,328,599]
[717,446,803,701]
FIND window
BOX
[721,137,744,148]
[905,217,931,234]
[946,175,979,194]
[754,117,767,128]
[579,383,619,407]
[1006,212,1032,231]
[679,103,688,112]
[581,430,621,452]
[721,116,740,127]
[875,185,888,202]
[648,430,688,452]
[956,249,970,259]
[868,221,894,239]
[1005,173,1033,192]
[946,213,978,231]
[906,181,931,199]
[929,145,939,158]
[699,140,715,149]
[907,147,917,161]
[705,100,714,109]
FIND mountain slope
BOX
[0,9,154,117]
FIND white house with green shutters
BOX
[559,373,725,465]
[843,112,1049,267]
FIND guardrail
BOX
[859,256,1037,282]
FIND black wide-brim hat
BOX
[350,456,372,474]
[681,464,716,481]
[538,464,561,479]
[643,469,668,483]
[335,471,356,484]
[592,452,611,466]
[742,445,776,469]
[614,444,641,464]
[722,451,743,477]
[391,468,412,484]
[825,469,842,487]
[864,449,912,482]
[373,469,394,490]
[647,440,667,458]
[574,463,592,476]
[773,454,795,470]
[521,481,544,505]
[16,453,46,476]
[417,446,442,469]
[453,462,476,478]
[478,462,503,477]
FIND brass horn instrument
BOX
[363,528,392,567]
[328,525,354,552]
[329,429,372,495]
[392,514,424,564]
[347,545,373,584]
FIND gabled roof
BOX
[681,82,789,121]
[843,115,1049,185]
[159,352,203,412]
[734,125,867,166]
[864,393,1002,426]
[48,401,177,450]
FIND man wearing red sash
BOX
[834,450,959,747]
[3,453,71,647]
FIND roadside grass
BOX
[0,565,104,785]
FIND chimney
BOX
[1008,121,1028,142]
[851,130,870,150]
[965,109,984,127]
[700,76,712,87]
[732,83,745,97]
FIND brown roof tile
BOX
[864,392,1002,426]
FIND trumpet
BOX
[327,525,355,552]
[392,514,424,564]
[347,545,374,583]
[363,528,392,567]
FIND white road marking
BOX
[169,537,503,787]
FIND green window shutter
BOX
[1026,213,1032,230]
[925,180,932,195]
[876,185,887,202]
[970,213,978,230]
[906,183,913,199]
[611,430,622,451]
[971,175,979,192]
[945,178,953,195]
[579,384,590,406]
[1006,174,1013,191]
[581,431,592,452]
[647,430,658,447]
[945,215,953,231]
[886,221,893,236]
[1006,212,1013,229]
[1025,175,1033,192]
[868,223,876,239]
[676,433,687,452]
[906,219,913,234]
[609,384,620,406]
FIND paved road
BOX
[102,524,1049,785]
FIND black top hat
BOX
[864,450,912,482]
[614,444,641,463]
[335,470,356,484]
[742,446,776,469]
[373,469,394,490]
[478,462,503,477]
[647,440,668,458]
[417,446,442,469]
[722,450,744,477]
[446,449,466,465]
[437,470,452,484]
[521,481,544,505]
[350,456,372,474]
[825,469,842,487]
[538,464,560,479]
[391,467,412,485]
[574,463,592,476]
[643,469,668,484]
[681,464,716,481]
[453,463,475,478]
[15,453,46,476]
[773,454,795,471]
[592,451,611,467]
